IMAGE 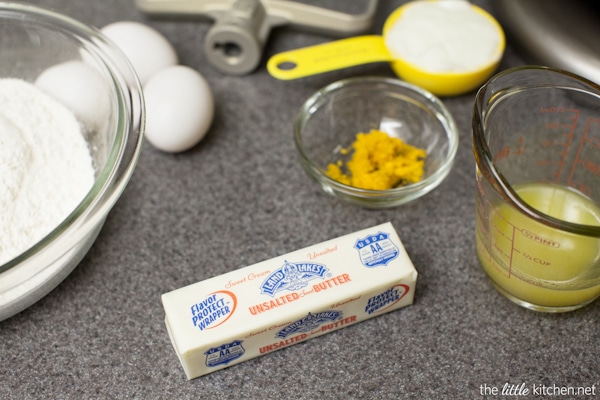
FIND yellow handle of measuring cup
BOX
[267,35,393,80]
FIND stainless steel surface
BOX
[495,0,600,84]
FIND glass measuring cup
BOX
[473,66,600,312]
[267,0,505,96]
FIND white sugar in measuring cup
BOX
[267,0,505,96]
[473,66,600,312]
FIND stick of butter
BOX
[162,222,418,379]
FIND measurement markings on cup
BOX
[489,208,517,278]
[538,108,579,183]
[568,117,600,196]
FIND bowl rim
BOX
[294,76,459,203]
[0,2,145,273]
[473,65,600,237]
[382,0,506,77]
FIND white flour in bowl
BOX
[0,78,95,265]
[384,0,502,73]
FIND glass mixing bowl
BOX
[0,3,144,321]
[294,76,458,208]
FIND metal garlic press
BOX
[134,0,379,75]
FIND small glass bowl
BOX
[0,3,144,321]
[294,76,458,208]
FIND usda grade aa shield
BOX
[205,340,245,368]
[354,231,399,267]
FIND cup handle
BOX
[266,35,392,80]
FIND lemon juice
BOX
[477,182,600,310]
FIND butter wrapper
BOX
[162,222,418,379]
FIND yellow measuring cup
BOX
[267,0,505,96]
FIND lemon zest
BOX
[326,129,426,190]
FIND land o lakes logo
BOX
[275,311,343,339]
[259,260,330,297]
[354,231,400,267]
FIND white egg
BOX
[101,21,178,85]
[143,66,214,153]
[35,60,111,130]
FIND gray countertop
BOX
[1,1,599,399]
